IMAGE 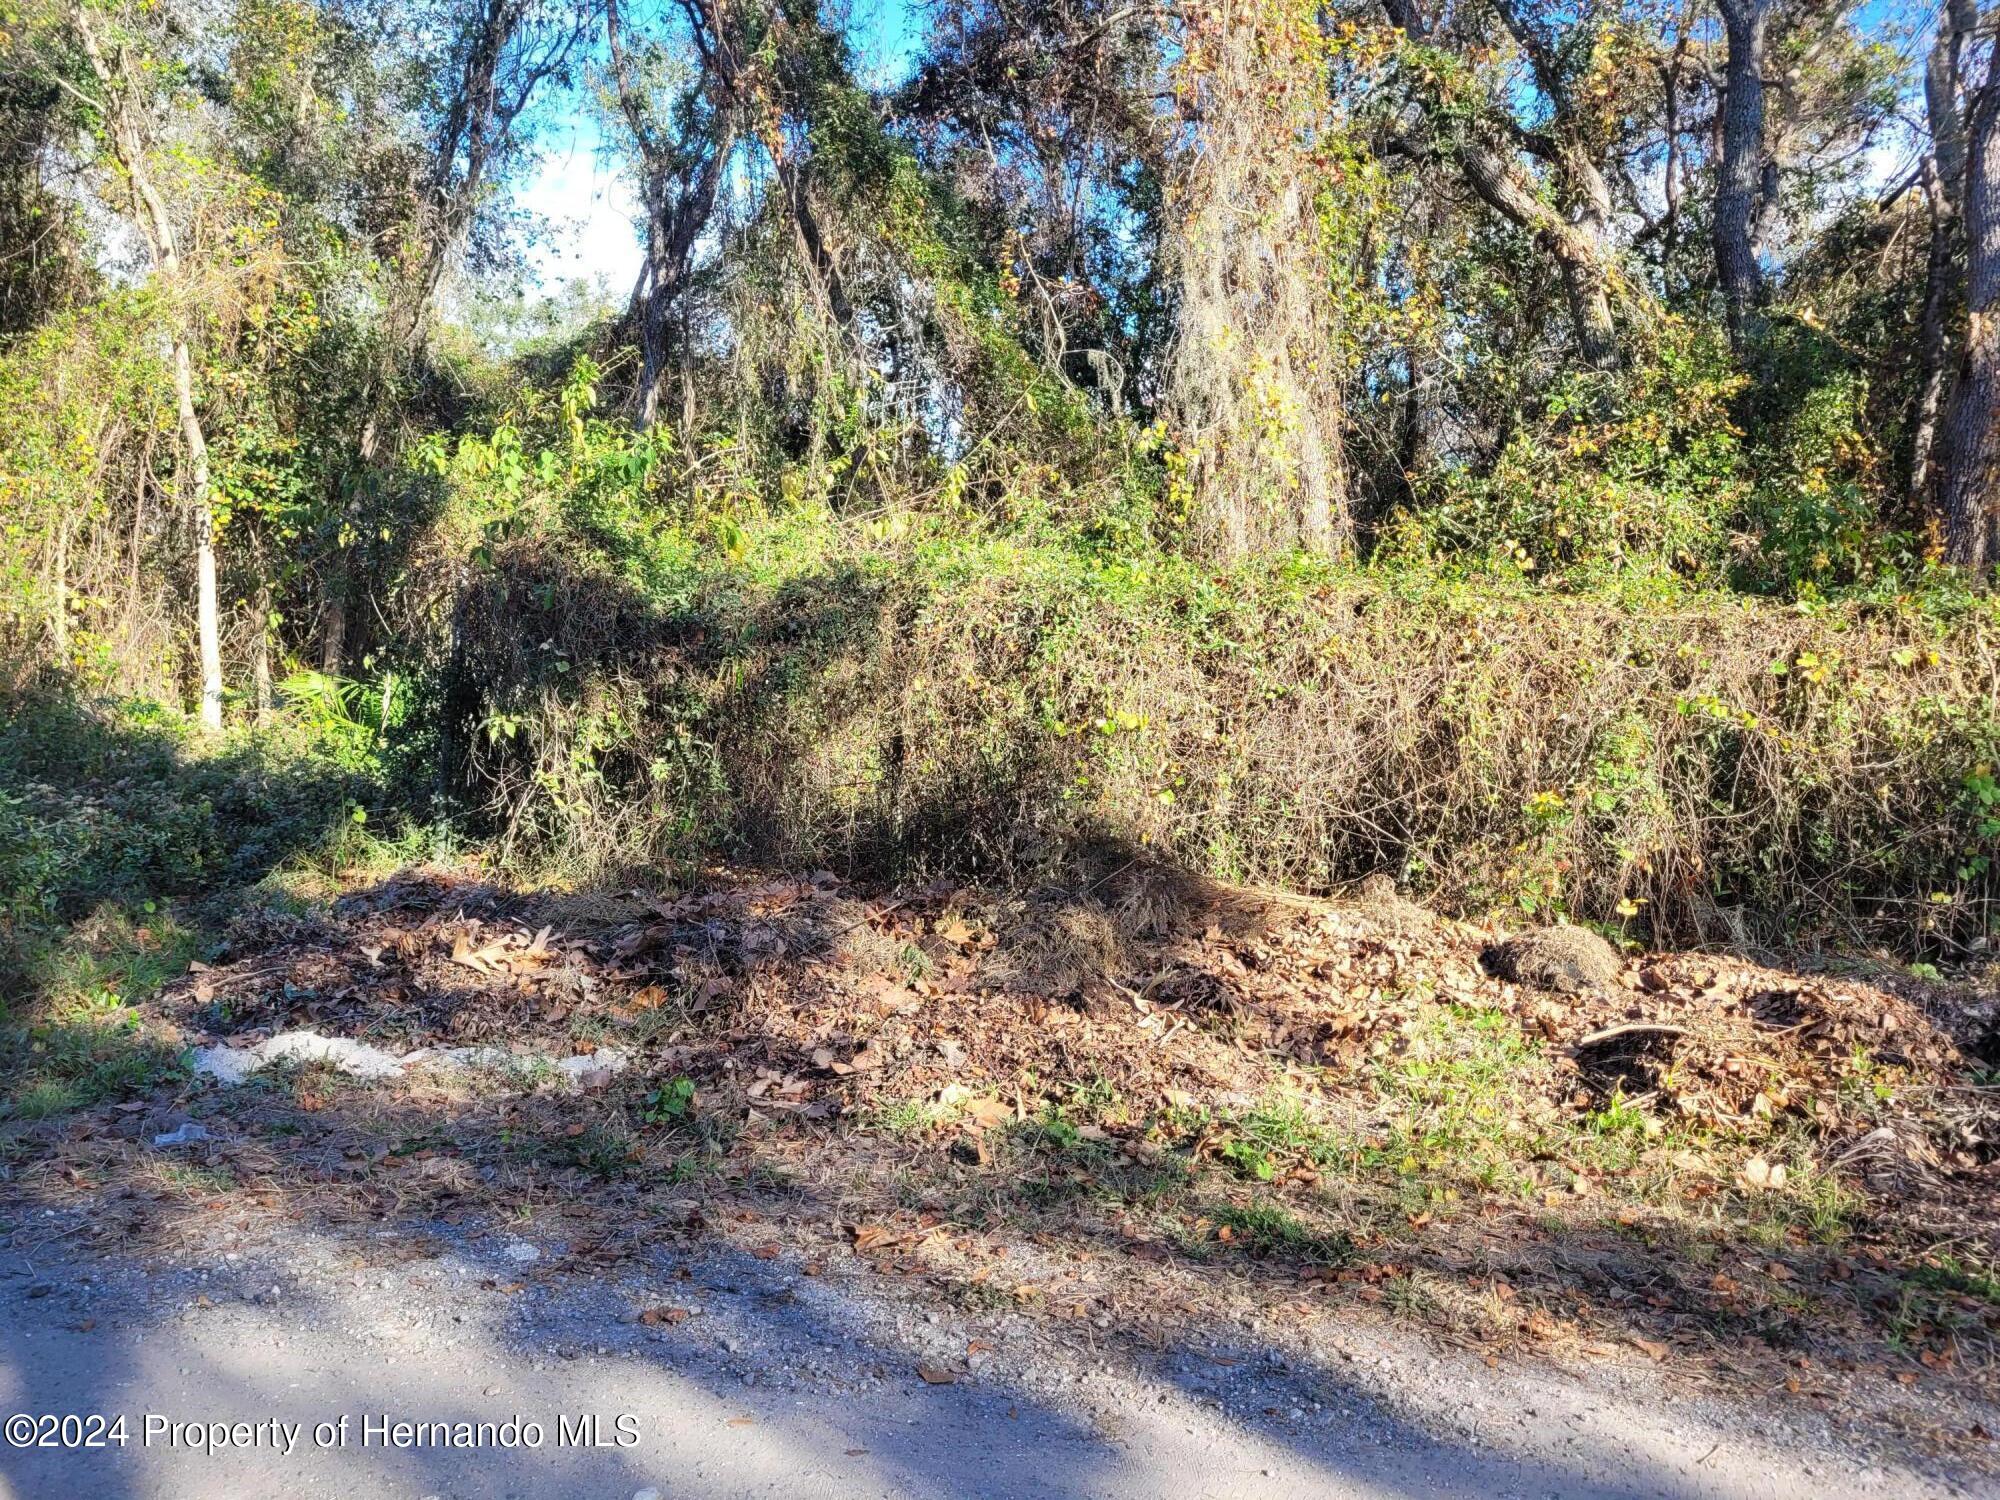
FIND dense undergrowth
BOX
[444,498,2000,958]
[15,524,2000,1119]
[9,397,2000,1037]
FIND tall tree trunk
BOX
[1911,158,1958,512]
[76,6,223,727]
[1911,0,1974,514]
[1660,45,1684,276]
[1713,0,1769,345]
[1939,45,2000,569]
[172,336,223,728]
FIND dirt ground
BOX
[3,863,1998,1495]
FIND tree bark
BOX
[1939,43,2000,569]
[1911,157,1958,512]
[1713,0,1769,345]
[1911,0,1975,514]
[173,335,223,728]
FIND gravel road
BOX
[0,1210,1985,1500]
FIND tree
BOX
[1163,0,1376,556]
[603,0,734,429]
[898,0,1171,409]
[1380,0,1624,370]
[55,0,225,728]
[678,0,860,336]
[1938,32,2000,567]
[1911,0,1975,513]
[320,0,585,670]
[1713,0,1769,345]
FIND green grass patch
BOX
[1208,1199,1354,1265]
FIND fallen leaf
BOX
[852,1224,903,1253]
[964,1098,1012,1131]
[916,1364,960,1385]
[449,933,512,974]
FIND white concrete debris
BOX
[190,1029,628,1089]
[192,1031,407,1085]
[150,1122,212,1148]
[500,1241,542,1266]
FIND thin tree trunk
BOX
[127,439,149,632]
[252,575,273,726]
[75,6,223,727]
[1660,46,1683,276]
[1939,45,2000,568]
[51,518,69,657]
[172,335,223,728]
[1713,0,1769,345]
[1911,159,1957,511]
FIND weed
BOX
[545,1124,639,1180]
[1210,1199,1353,1265]
[1384,1270,1439,1321]
[6,1079,81,1119]
[874,1095,955,1134]
[640,1076,697,1125]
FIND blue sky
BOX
[508,0,1929,301]
[514,0,924,296]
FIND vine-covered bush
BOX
[414,390,2000,957]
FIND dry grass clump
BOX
[1484,926,1625,994]
[987,894,1124,995]
[1101,861,1308,942]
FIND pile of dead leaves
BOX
[133,865,1996,1246]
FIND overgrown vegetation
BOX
[3,10,1998,1450]
[0,4,1996,1111]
